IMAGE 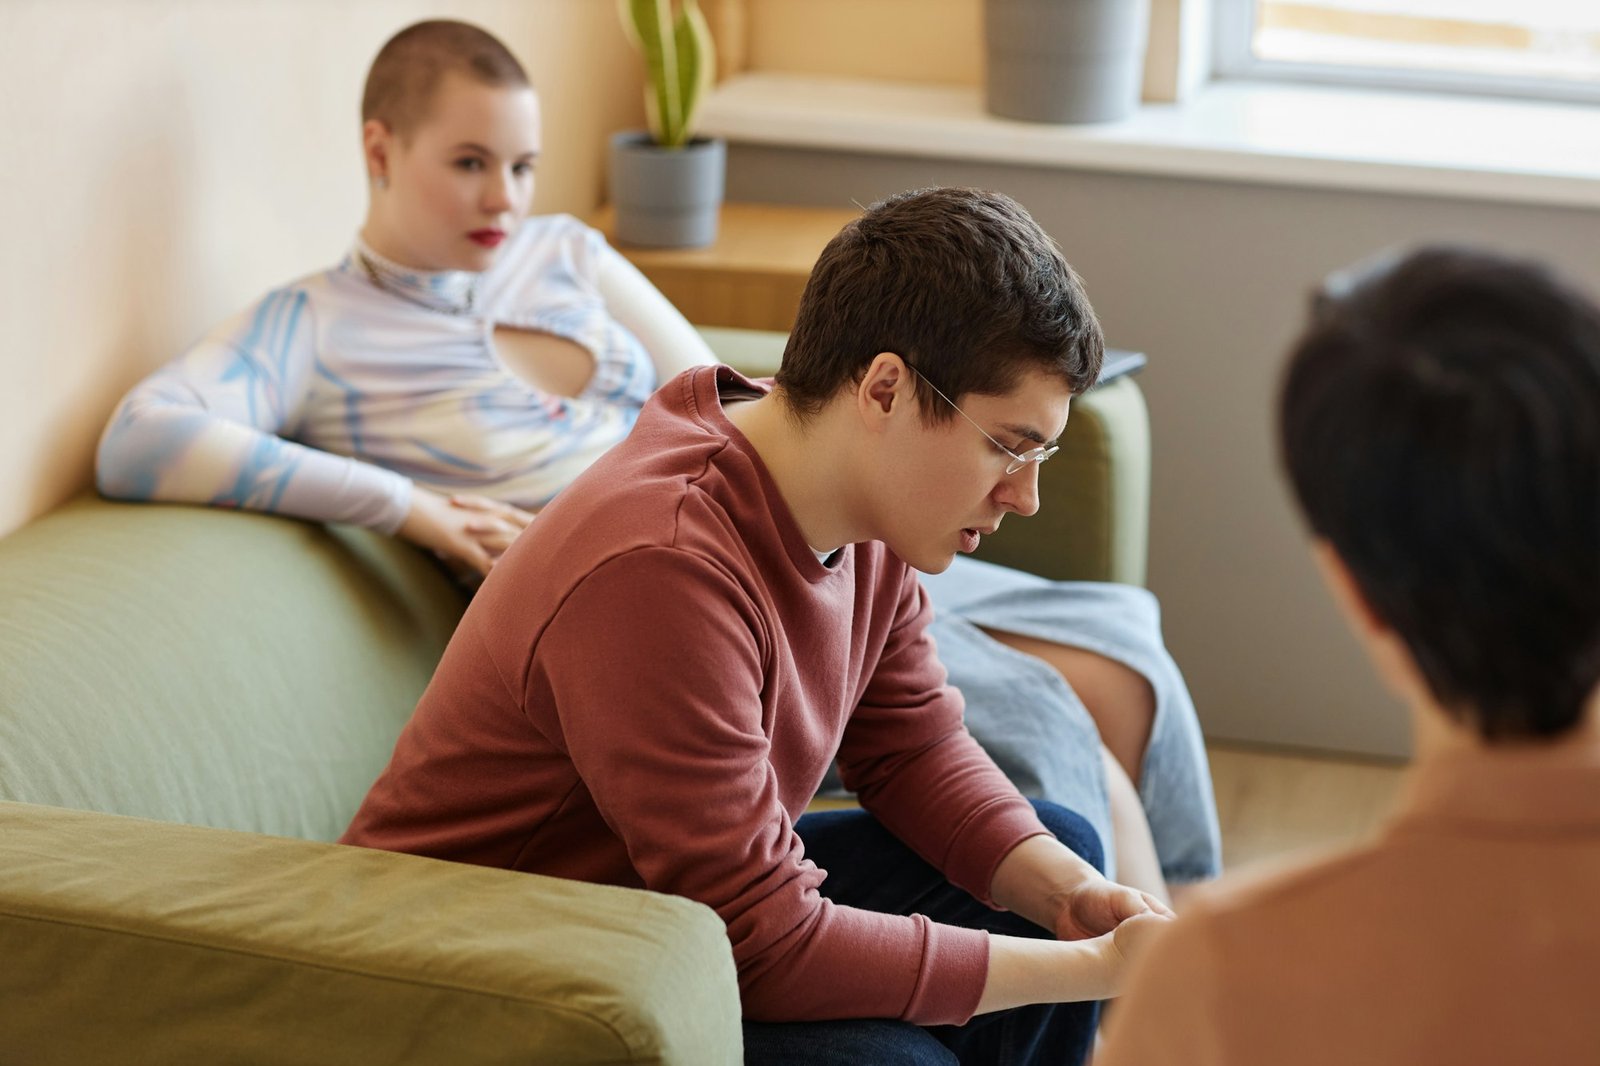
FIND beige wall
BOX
[740,0,1197,100]
[0,0,643,537]
[746,0,983,86]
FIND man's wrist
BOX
[991,834,1103,930]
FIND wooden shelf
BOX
[588,202,861,332]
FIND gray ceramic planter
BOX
[985,0,1151,124]
[608,132,726,249]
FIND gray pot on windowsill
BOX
[985,0,1152,124]
[608,132,726,249]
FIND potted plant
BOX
[610,0,724,248]
[985,0,1151,124]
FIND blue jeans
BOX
[818,561,1222,886]
[923,559,1222,885]
[741,800,1103,1066]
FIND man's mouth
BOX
[959,522,1000,552]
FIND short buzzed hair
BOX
[361,20,530,140]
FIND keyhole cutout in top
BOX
[492,325,596,398]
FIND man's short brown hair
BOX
[361,20,530,140]
[775,187,1104,422]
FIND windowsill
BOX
[699,73,1600,211]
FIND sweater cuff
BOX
[366,470,413,536]
[904,919,990,1026]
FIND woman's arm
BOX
[98,287,539,576]
[96,288,415,533]
[595,243,718,381]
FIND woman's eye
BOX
[512,162,535,178]
[455,157,485,172]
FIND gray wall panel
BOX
[727,144,1600,757]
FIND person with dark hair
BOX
[344,187,1175,1064]
[1098,244,1600,1065]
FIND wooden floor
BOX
[1207,741,1408,870]
[810,742,1411,874]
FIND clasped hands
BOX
[983,835,1177,1012]
[1052,875,1174,989]
[399,487,537,577]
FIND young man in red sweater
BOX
[345,187,1170,1063]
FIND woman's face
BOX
[364,72,541,272]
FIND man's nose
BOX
[996,463,1041,517]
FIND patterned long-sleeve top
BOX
[96,214,658,533]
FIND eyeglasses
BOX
[904,363,1059,475]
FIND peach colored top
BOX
[1099,739,1600,1066]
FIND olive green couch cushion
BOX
[0,497,466,841]
[0,801,740,1066]
[0,499,742,1064]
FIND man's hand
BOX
[398,487,537,577]
[1053,875,1176,942]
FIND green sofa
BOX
[0,328,1149,1064]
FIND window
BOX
[1215,1,1600,103]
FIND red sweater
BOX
[342,365,1052,1024]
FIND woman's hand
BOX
[1053,875,1175,942]
[1110,909,1171,957]
[979,908,1176,1013]
[398,487,537,577]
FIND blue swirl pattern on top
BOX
[97,215,658,534]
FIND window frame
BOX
[1211,0,1600,106]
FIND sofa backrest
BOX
[0,497,466,842]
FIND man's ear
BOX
[857,352,911,425]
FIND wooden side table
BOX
[587,202,860,332]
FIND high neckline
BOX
[1388,736,1600,834]
[352,236,482,316]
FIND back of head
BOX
[362,20,530,140]
[1280,245,1600,740]
[775,187,1103,421]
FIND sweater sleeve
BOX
[95,287,412,532]
[837,568,1053,906]
[530,548,992,1026]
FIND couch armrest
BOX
[699,326,1151,585]
[0,496,469,840]
[0,802,741,1065]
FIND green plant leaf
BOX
[674,0,717,146]
[620,0,682,146]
